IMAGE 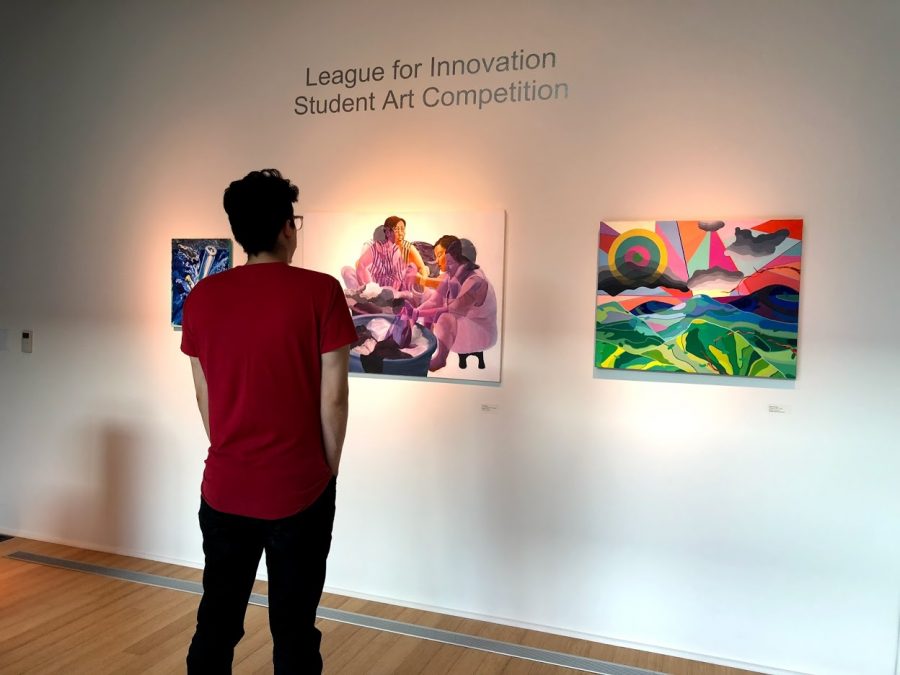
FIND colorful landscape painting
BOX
[171,238,232,328]
[595,219,802,379]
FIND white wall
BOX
[2,2,899,673]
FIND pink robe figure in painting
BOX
[413,238,497,372]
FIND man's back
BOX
[182,262,352,519]
[183,168,353,674]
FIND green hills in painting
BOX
[595,294,798,379]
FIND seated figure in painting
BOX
[408,238,497,372]
[416,234,457,292]
[390,216,429,286]
[342,216,431,315]
[354,220,403,289]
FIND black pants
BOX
[186,477,336,674]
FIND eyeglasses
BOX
[292,215,304,230]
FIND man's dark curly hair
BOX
[223,169,299,255]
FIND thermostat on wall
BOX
[21,330,33,354]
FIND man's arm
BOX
[189,356,211,442]
[320,345,350,476]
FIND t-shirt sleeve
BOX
[320,277,358,354]
[180,292,199,357]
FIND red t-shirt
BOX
[180,263,357,519]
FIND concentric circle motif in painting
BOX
[607,229,669,286]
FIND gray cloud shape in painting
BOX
[597,266,690,295]
[698,221,725,232]
[728,228,789,256]
[686,266,745,291]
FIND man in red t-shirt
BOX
[181,169,357,673]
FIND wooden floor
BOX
[0,537,761,675]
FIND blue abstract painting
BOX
[171,238,232,328]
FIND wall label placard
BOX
[294,48,568,116]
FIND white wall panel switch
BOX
[21,330,33,353]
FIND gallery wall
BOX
[1,1,899,673]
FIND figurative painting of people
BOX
[303,211,505,382]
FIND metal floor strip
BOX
[7,550,664,675]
